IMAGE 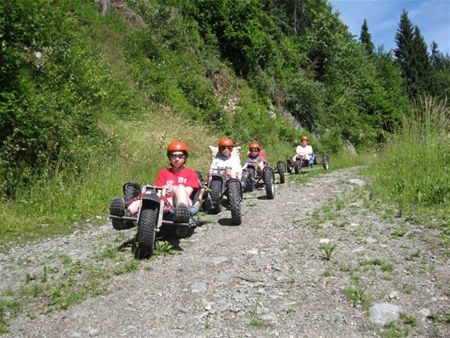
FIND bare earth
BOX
[1,167,448,337]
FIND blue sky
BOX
[328,0,450,55]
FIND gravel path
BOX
[1,167,448,337]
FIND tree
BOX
[395,10,431,97]
[359,19,374,55]
[430,41,445,69]
[429,42,450,99]
[411,26,430,94]
[263,0,331,36]
[374,50,409,132]
[395,10,415,96]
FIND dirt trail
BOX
[2,167,448,337]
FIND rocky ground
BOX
[1,167,448,337]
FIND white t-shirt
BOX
[295,144,313,160]
[209,154,242,179]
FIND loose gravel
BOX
[1,167,448,337]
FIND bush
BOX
[0,0,117,197]
[285,77,326,130]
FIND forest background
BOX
[0,0,448,242]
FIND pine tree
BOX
[394,10,433,97]
[428,41,450,99]
[395,10,415,94]
[359,19,374,55]
[412,26,430,94]
[430,41,444,69]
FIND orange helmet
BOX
[248,142,260,150]
[218,137,234,148]
[300,135,309,141]
[167,141,188,156]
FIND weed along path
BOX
[2,167,448,337]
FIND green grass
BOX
[429,310,450,324]
[0,244,142,331]
[400,312,417,326]
[367,96,449,209]
[154,241,178,256]
[381,321,409,338]
[247,316,271,328]
[365,97,449,252]
[322,270,335,277]
[359,258,395,273]
[326,150,374,170]
[342,286,370,310]
[0,0,296,247]
[401,283,415,294]
[319,242,336,261]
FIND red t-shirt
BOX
[155,167,199,198]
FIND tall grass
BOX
[326,150,375,169]
[368,96,449,208]
[0,107,219,244]
[0,1,295,245]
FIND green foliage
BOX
[395,10,415,76]
[0,0,118,197]
[319,242,336,261]
[428,42,450,100]
[411,26,431,94]
[368,96,449,207]
[186,0,280,77]
[285,77,326,130]
[395,10,432,98]
[0,0,446,244]
[359,19,374,56]
[374,51,410,133]
[342,286,370,309]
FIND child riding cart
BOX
[109,141,204,259]
[242,142,277,199]
[206,137,243,225]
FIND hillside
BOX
[1,1,449,335]
[1,1,448,248]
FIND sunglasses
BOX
[219,146,233,151]
[250,148,259,152]
[169,153,186,159]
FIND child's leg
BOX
[172,185,192,206]
[127,200,141,215]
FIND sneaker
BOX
[110,196,126,216]
[174,203,190,223]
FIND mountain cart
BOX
[110,182,202,259]
[207,168,243,225]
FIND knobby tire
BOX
[134,206,157,259]
[264,168,275,199]
[228,181,242,225]
[209,179,222,214]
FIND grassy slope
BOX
[4,3,446,247]
[0,2,294,243]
